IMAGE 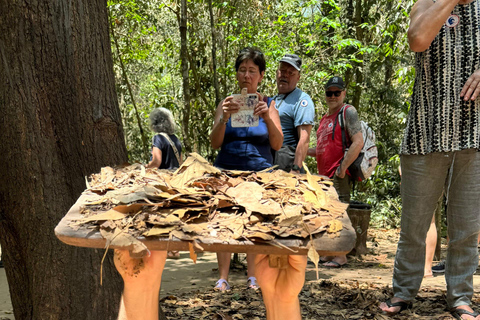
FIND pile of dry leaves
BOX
[69,153,348,256]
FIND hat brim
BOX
[325,84,345,90]
[279,59,301,71]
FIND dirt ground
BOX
[2,228,480,319]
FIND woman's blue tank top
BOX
[214,97,273,171]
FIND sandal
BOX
[247,276,259,290]
[451,307,480,320]
[323,261,347,268]
[381,299,412,315]
[167,251,180,259]
[214,279,231,291]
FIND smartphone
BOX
[230,92,259,127]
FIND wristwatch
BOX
[292,164,301,171]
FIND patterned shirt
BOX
[400,0,480,155]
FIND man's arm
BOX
[255,254,307,320]
[292,124,312,172]
[408,0,459,52]
[115,250,167,320]
[336,107,363,179]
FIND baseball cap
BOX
[325,76,345,90]
[279,54,302,71]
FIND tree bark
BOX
[352,0,364,109]
[208,0,221,107]
[0,1,163,319]
[179,0,191,152]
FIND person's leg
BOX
[216,252,231,290]
[444,149,480,311]
[333,174,351,204]
[246,253,259,289]
[324,174,351,267]
[247,253,256,278]
[381,152,450,313]
[425,215,437,277]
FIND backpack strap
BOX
[158,133,182,165]
[338,106,348,153]
[331,104,349,153]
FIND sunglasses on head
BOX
[239,48,264,56]
[325,91,342,97]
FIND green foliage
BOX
[354,155,402,228]
[108,0,417,227]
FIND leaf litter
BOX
[69,153,349,258]
[158,229,478,319]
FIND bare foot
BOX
[319,255,333,263]
[379,297,410,315]
[451,305,480,320]
[424,270,433,278]
[322,256,348,268]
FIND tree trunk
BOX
[208,0,221,107]
[179,0,191,152]
[347,207,372,256]
[352,0,364,109]
[0,1,164,319]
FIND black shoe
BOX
[432,260,445,273]
[0,260,3,268]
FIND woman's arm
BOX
[408,0,459,52]
[210,97,241,149]
[255,96,283,151]
[146,147,162,169]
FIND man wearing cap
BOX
[307,76,363,268]
[273,54,315,173]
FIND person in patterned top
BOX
[380,0,480,319]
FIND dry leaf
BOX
[143,226,178,237]
[327,220,343,233]
[187,242,197,263]
[78,209,126,223]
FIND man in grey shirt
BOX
[273,54,315,173]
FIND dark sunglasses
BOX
[326,91,342,97]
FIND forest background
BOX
[109,0,415,228]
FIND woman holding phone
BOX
[209,47,283,291]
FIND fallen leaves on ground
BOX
[159,279,468,319]
[157,228,475,319]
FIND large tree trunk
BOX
[0,1,136,319]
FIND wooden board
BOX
[55,194,356,256]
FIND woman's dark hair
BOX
[149,107,176,135]
[234,47,266,73]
